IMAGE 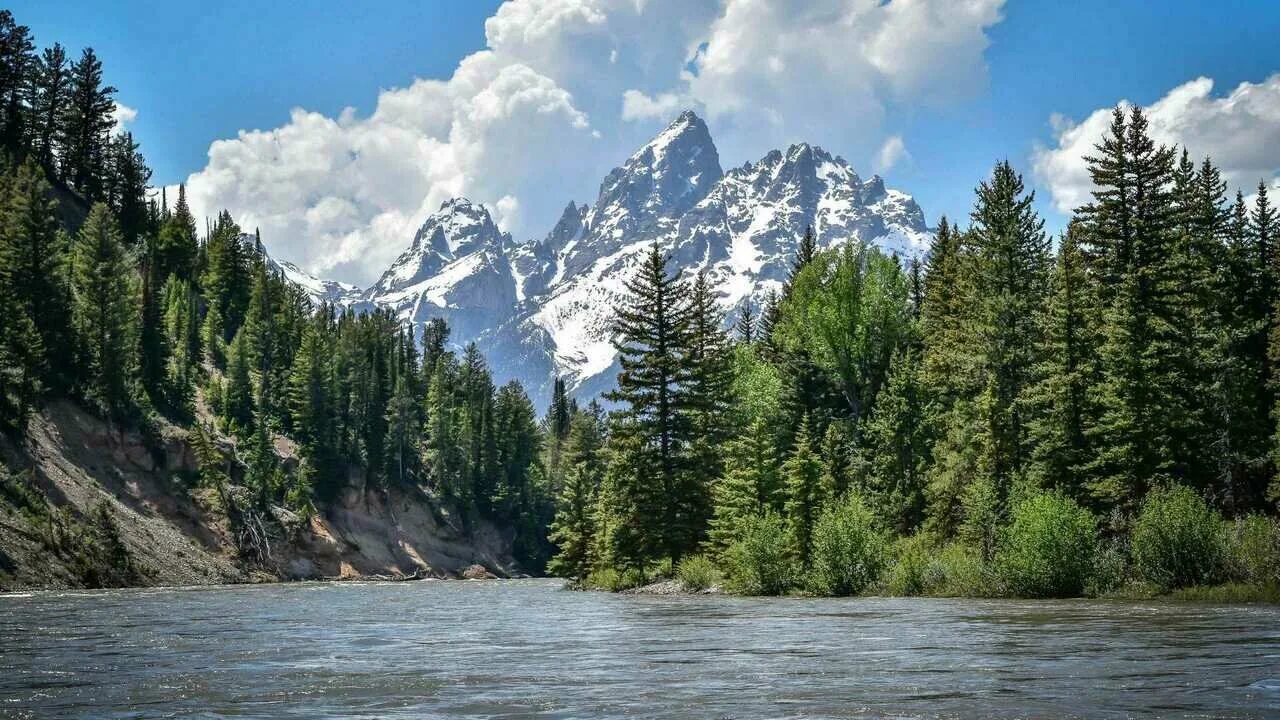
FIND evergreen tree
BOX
[601,245,695,565]
[967,160,1050,504]
[783,417,831,565]
[863,347,928,533]
[61,48,116,200]
[70,204,139,418]
[222,330,255,435]
[1077,106,1180,514]
[733,301,755,344]
[154,184,197,283]
[31,42,70,172]
[1026,225,1094,496]
[683,271,733,536]
[0,12,34,156]
[1,158,71,386]
[289,312,335,500]
[706,416,782,556]
[547,461,597,579]
[160,275,198,414]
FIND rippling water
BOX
[1,579,1277,718]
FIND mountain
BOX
[264,250,363,306]
[274,111,931,408]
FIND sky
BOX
[14,0,1280,286]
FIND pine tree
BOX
[160,275,198,414]
[547,460,598,579]
[2,158,71,387]
[706,416,781,556]
[155,184,197,283]
[384,363,419,487]
[70,204,139,418]
[31,43,70,173]
[107,131,150,247]
[682,271,733,538]
[782,417,831,565]
[1078,106,1180,514]
[1026,225,1094,497]
[0,12,34,157]
[222,330,255,435]
[61,48,116,200]
[733,302,755,343]
[289,312,335,500]
[601,244,695,566]
[863,347,928,533]
[968,160,1050,503]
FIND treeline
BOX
[548,106,1280,597]
[0,10,553,571]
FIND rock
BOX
[461,564,497,580]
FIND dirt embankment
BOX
[0,401,518,591]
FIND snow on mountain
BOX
[268,111,931,408]
[263,243,363,306]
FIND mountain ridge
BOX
[271,111,932,408]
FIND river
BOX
[1,579,1277,718]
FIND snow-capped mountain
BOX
[272,111,931,408]
[262,242,364,306]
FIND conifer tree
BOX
[289,312,335,500]
[31,43,70,172]
[1026,225,1094,496]
[547,461,598,579]
[683,271,733,532]
[0,12,34,156]
[160,275,198,414]
[61,48,116,200]
[706,415,782,556]
[863,347,928,533]
[601,244,695,565]
[1078,106,1180,513]
[155,184,197,283]
[70,204,139,418]
[782,417,831,565]
[384,363,419,487]
[1,158,71,386]
[967,160,1050,502]
[222,331,255,435]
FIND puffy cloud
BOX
[875,135,909,173]
[177,0,1006,285]
[112,102,137,133]
[1033,75,1280,213]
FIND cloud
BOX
[177,0,1006,285]
[112,102,137,133]
[875,135,909,173]
[1033,75,1280,213]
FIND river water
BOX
[1,579,1277,719]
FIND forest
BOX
[0,10,555,575]
[546,111,1280,600]
[0,8,1277,598]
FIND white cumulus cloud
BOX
[1033,75,1280,214]
[875,135,909,173]
[176,0,1006,285]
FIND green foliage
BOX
[1223,515,1280,585]
[70,204,140,419]
[805,493,888,596]
[1132,485,1225,589]
[782,418,831,564]
[676,554,720,591]
[995,492,1098,597]
[881,533,934,596]
[721,511,793,596]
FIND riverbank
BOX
[0,401,520,591]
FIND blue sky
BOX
[13,1,1280,284]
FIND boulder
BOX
[461,564,497,580]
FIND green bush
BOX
[1131,484,1225,589]
[584,567,646,592]
[1224,515,1280,585]
[882,533,935,596]
[806,494,888,596]
[1085,539,1130,597]
[925,543,992,597]
[995,492,1098,597]
[676,554,720,591]
[722,511,794,595]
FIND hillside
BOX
[0,400,518,590]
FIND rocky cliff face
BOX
[0,401,518,590]
[273,111,931,409]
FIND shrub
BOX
[925,542,992,597]
[1224,515,1280,585]
[995,492,1098,597]
[1131,484,1224,589]
[676,554,720,591]
[584,567,646,592]
[806,494,888,596]
[722,511,794,595]
[1085,539,1130,597]
[882,533,935,596]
